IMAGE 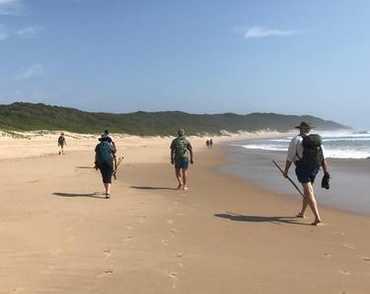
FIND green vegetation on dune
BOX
[0,102,349,135]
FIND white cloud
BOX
[16,26,43,38]
[244,26,299,39]
[0,24,43,41]
[0,0,22,15]
[16,64,45,80]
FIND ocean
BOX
[240,130,370,159]
[220,130,370,216]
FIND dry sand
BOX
[0,135,370,293]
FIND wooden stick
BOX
[272,160,304,197]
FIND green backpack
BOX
[174,137,188,159]
[96,141,113,166]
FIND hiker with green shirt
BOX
[283,122,330,226]
[170,129,194,191]
[58,132,66,155]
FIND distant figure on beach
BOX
[95,132,117,198]
[206,139,210,148]
[209,138,213,148]
[283,122,330,226]
[57,132,66,155]
[170,129,194,190]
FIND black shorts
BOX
[99,162,113,184]
[295,165,320,184]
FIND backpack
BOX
[173,136,188,159]
[298,134,323,169]
[96,141,113,165]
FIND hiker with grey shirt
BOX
[283,122,330,226]
[170,129,194,190]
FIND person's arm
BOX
[188,143,194,164]
[170,140,175,164]
[94,145,99,169]
[283,161,293,178]
[320,146,329,175]
[283,138,297,177]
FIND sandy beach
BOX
[1,135,370,293]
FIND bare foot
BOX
[176,184,182,190]
[311,219,322,226]
[183,186,189,191]
[296,213,305,218]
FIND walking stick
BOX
[272,160,304,198]
[113,154,124,180]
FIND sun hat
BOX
[295,121,312,130]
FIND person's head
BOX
[104,130,109,135]
[295,121,312,135]
[61,132,64,136]
[177,129,185,137]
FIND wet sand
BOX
[1,142,370,293]
[221,144,370,215]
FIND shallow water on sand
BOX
[219,143,370,216]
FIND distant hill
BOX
[0,102,350,136]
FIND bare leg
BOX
[297,197,309,218]
[182,169,188,190]
[175,168,182,189]
[104,183,111,198]
[303,182,322,225]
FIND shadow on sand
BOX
[75,166,95,169]
[53,192,105,199]
[215,212,309,226]
[130,186,177,191]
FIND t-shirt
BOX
[58,136,65,145]
[170,136,192,160]
[287,134,326,162]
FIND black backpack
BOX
[298,134,323,169]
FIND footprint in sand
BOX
[124,236,134,242]
[323,253,332,258]
[176,252,183,258]
[104,249,112,258]
[170,228,177,238]
[343,243,356,250]
[362,256,370,263]
[97,270,113,278]
[167,219,174,225]
[168,272,178,289]
[338,269,351,276]
[334,231,345,237]
[161,239,169,246]
[12,288,25,293]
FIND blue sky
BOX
[0,0,369,128]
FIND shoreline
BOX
[220,138,370,217]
